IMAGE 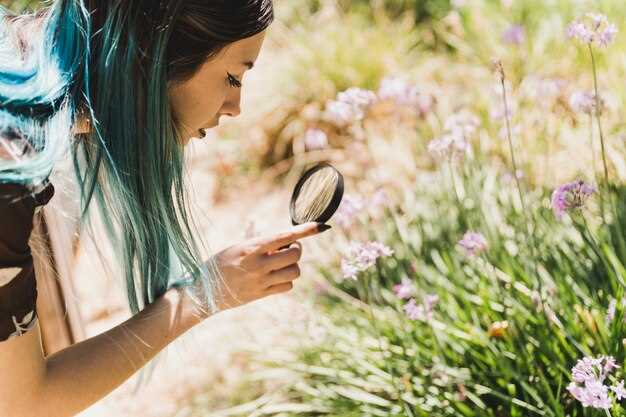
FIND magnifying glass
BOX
[279,162,344,249]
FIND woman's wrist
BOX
[164,284,212,332]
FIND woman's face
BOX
[168,30,266,145]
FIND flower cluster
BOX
[393,277,416,299]
[324,87,377,127]
[404,294,439,322]
[341,240,394,280]
[569,91,605,115]
[444,111,481,138]
[377,77,434,116]
[567,355,624,409]
[303,128,328,151]
[567,13,618,48]
[427,133,471,160]
[550,180,596,219]
[458,231,488,257]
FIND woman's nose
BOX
[221,91,242,118]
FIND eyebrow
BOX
[242,61,255,70]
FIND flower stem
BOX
[589,45,610,188]
[589,44,613,229]
[361,267,413,415]
[497,63,544,306]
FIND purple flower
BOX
[369,188,389,213]
[569,91,603,115]
[377,77,434,116]
[568,380,611,409]
[403,294,439,321]
[340,240,394,280]
[427,133,471,160]
[324,100,355,127]
[568,355,621,409]
[502,24,525,45]
[341,258,359,280]
[607,298,617,323]
[551,180,596,219]
[335,194,365,228]
[324,87,377,127]
[567,13,618,48]
[338,87,378,110]
[611,380,626,401]
[569,91,595,114]
[444,111,481,138]
[393,278,415,299]
[303,128,328,151]
[458,231,488,257]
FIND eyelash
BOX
[227,73,242,88]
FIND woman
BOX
[0,1,331,416]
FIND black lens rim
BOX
[289,162,344,226]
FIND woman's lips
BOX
[196,120,218,138]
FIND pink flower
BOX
[341,258,359,280]
[611,380,626,401]
[338,87,378,110]
[569,91,595,114]
[369,189,389,213]
[567,13,618,48]
[551,180,596,219]
[324,100,355,127]
[303,128,328,151]
[340,241,394,280]
[568,355,621,409]
[377,77,434,116]
[502,24,525,45]
[427,133,471,160]
[458,231,488,257]
[403,294,439,322]
[444,111,481,138]
[393,278,415,299]
[607,298,617,323]
[335,194,365,228]
[569,91,603,115]
[324,87,377,127]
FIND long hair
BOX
[0,0,274,315]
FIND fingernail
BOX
[317,223,332,233]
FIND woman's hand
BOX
[211,221,330,312]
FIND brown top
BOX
[0,178,55,341]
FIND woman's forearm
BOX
[38,286,208,417]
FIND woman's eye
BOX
[227,73,242,88]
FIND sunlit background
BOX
[3,0,626,416]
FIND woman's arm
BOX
[0,285,205,417]
[0,220,325,417]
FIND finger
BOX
[259,243,302,273]
[264,281,294,296]
[269,240,301,255]
[253,222,321,254]
[264,263,300,288]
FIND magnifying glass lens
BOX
[277,163,344,251]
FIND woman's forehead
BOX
[221,31,266,66]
